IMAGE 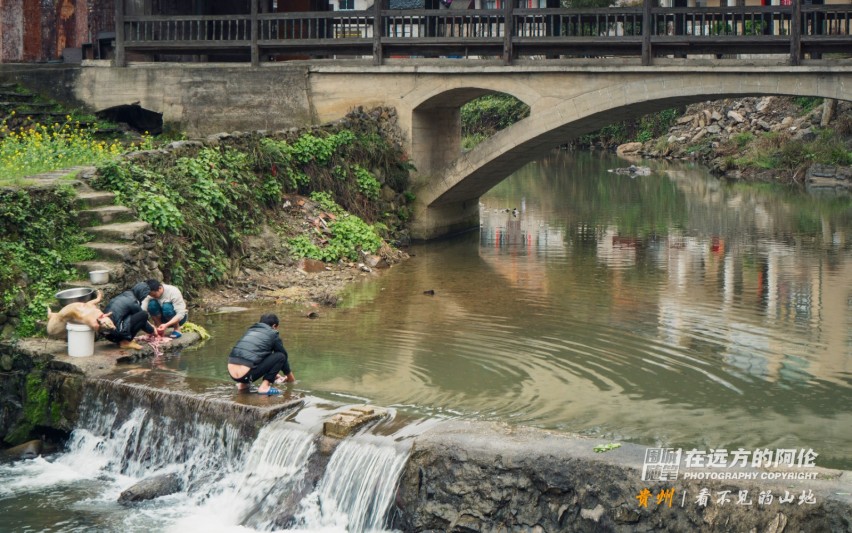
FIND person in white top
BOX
[142,279,188,338]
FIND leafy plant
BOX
[461,94,530,148]
[289,195,384,262]
[578,108,681,148]
[0,187,92,337]
[353,165,381,200]
[311,191,345,215]
[794,97,823,114]
[732,132,755,148]
[91,109,412,295]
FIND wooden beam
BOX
[251,0,259,66]
[642,0,652,66]
[373,0,383,65]
[790,0,801,66]
[115,0,126,67]
[503,0,514,65]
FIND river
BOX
[181,150,852,468]
[2,150,851,530]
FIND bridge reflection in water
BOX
[115,2,852,66]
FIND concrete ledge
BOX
[394,421,852,532]
[11,332,202,376]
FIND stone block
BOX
[323,404,388,439]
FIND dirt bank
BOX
[195,193,409,312]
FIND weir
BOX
[1,371,851,531]
[4,378,412,532]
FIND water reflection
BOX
[167,150,852,469]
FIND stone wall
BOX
[393,421,852,532]
[0,343,83,445]
[0,63,316,137]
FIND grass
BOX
[720,129,852,177]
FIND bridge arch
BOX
[410,86,532,178]
[408,68,852,239]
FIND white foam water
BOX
[0,400,409,532]
[292,435,410,533]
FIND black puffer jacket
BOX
[228,322,287,366]
[104,282,153,341]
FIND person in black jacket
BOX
[103,282,156,350]
[227,313,295,395]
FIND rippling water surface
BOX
[171,151,852,469]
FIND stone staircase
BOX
[61,170,162,298]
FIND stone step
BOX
[74,190,117,209]
[83,242,140,262]
[78,205,136,227]
[85,221,150,242]
[73,260,126,281]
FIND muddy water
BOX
[169,150,852,469]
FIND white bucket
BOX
[66,323,95,357]
[88,270,109,284]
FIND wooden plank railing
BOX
[116,3,852,67]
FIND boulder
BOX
[615,142,643,157]
[361,254,386,269]
[3,440,43,460]
[118,473,182,504]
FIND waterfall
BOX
[294,435,411,532]
[71,381,251,486]
[172,417,317,531]
[0,382,411,532]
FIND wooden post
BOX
[115,0,126,67]
[790,0,801,66]
[642,0,652,66]
[503,0,514,65]
[251,0,260,66]
[373,0,383,65]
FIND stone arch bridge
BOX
[60,62,852,239]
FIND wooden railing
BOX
[115,2,852,67]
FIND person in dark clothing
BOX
[103,282,156,350]
[227,313,295,395]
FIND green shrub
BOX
[732,132,755,148]
[93,112,412,294]
[0,187,93,337]
[289,194,384,262]
[461,94,530,148]
[353,165,381,200]
[578,108,681,148]
[95,147,266,292]
[793,97,823,114]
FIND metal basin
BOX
[55,287,96,307]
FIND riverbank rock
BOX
[640,97,852,183]
[2,439,54,460]
[118,473,183,504]
[616,142,643,157]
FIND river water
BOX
[180,150,852,469]
[2,150,851,530]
